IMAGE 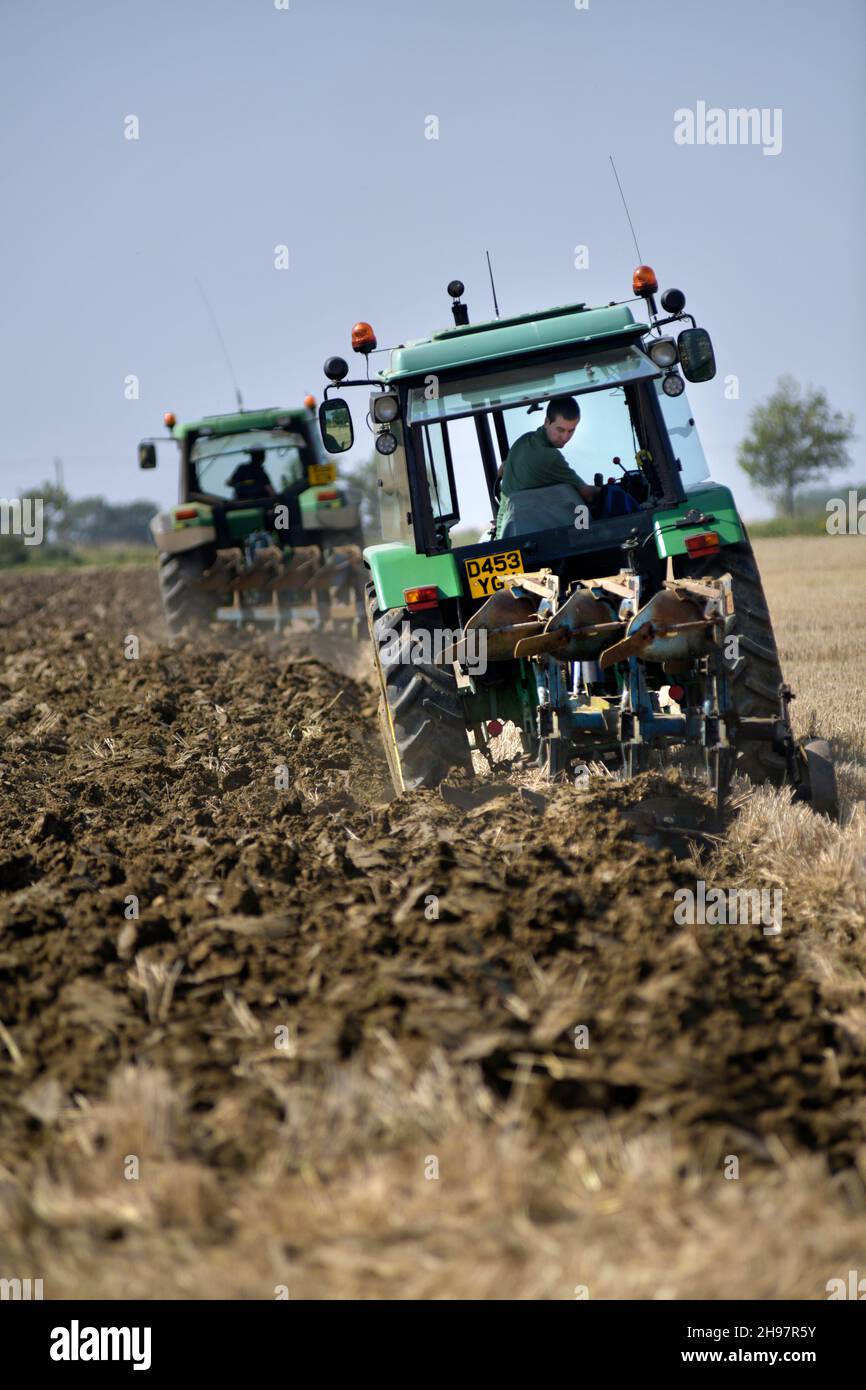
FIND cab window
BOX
[418,422,459,524]
[190,430,308,500]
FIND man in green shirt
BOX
[494,395,599,539]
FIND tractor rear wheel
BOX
[366,584,473,793]
[679,535,787,785]
[158,549,216,636]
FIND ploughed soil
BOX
[0,565,864,1299]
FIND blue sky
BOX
[1,0,863,523]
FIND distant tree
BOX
[64,496,156,545]
[0,534,28,565]
[737,376,855,517]
[18,479,69,544]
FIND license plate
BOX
[308,462,337,485]
[464,549,523,599]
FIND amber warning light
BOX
[632,265,659,297]
[163,411,176,429]
[351,322,378,354]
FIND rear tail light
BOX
[404,585,439,611]
[175,507,199,520]
[316,489,339,501]
[684,530,720,558]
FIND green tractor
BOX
[317,272,837,816]
[138,401,365,636]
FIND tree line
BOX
[0,482,157,563]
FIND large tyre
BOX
[679,536,787,785]
[158,549,216,636]
[366,584,473,793]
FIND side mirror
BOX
[677,327,716,383]
[319,398,354,454]
[139,442,157,470]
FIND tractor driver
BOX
[226,448,276,501]
[494,396,599,539]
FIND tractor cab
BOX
[319,271,720,612]
[316,269,837,820]
[184,415,336,509]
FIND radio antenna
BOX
[485,250,501,319]
[609,156,643,264]
[195,278,244,412]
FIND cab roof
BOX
[381,302,645,382]
[172,405,314,441]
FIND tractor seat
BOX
[496,482,584,540]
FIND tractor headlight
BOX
[371,391,399,424]
[648,336,678,368]
[662,371,685,397]
[375,429,398,455]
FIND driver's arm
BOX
[538,451,599,504]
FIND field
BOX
[0,536,865,1300]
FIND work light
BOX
[375,430,398,455]
[662,371,685,397]
[648,337,678,368]
[371,392,399,423]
